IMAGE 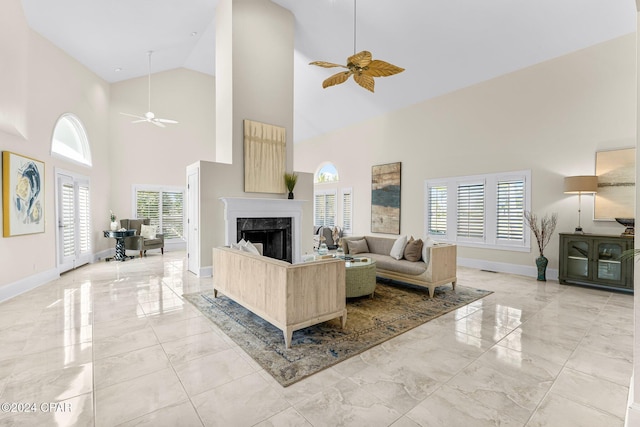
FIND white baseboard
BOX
[198,266,213,278]
[457,257,559,281]
[0,268,60,303]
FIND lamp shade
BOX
[564,175,598,194]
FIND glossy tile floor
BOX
[0,251,633,426]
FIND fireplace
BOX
[220,197,304,263]
[237,217,292,262]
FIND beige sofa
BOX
[212,247,347,348]
[342,236,457,298]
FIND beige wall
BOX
[0,0,216,296]
[109,68,216,221]
[0,1,112,291]
[295,34,636,275]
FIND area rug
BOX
[184,282,491,387]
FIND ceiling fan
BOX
[309,0,404,92]
[120,51,178,127]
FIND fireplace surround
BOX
[220,197,304,263]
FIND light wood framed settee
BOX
[212,247,347,348]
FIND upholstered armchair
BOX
[120,218,164,258]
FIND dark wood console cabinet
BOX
[559,233,634,292]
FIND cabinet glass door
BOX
[566,240,589,279]
[597,242,623,282]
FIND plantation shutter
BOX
[342,190,352,233]
[314,192,336,227]
[61,183,75,257]
[428,185,447,236]
[136,190,161,230]
[162,191,184,239]
[78,184,91,255]
[496,179,525,241]
[457,182,485,239]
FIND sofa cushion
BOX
[390,235,408,260]
[368,253,427,276]
[140,224,156,239]
[404,237,423,262]
[348,238,370,254]
[241,240,261,255]
[422,236,435,264]
[364,236,395,256]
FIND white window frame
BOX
[341,187,353,235]
[314,189,337,227]
[424,170,531,252]
[51,113,93,167]
[132,185,185,242]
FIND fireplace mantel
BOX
[220,197,305,263]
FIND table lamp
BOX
[564,175,598,234]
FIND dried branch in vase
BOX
[524,211,558,257]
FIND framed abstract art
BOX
[2,151,45,236]
[371,162,401,234]
[594,148,635,221]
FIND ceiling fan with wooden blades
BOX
[120,51,178,127]
[309,0,404,92]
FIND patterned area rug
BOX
[184,282,492,387]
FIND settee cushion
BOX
[404,237,423,262]
[368,253,427,275]
[390,235,408,260]
[241,240,261,255]
[348,238,369,254]
[422,236,435,264]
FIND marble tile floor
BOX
[0,251,633,426]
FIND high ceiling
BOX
[21,0,637,143]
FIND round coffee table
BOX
[344,257,377,298]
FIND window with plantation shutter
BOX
[457,182,485,240]
[425,170,530,251]
[314,190,336,227]
[496,179,525,242]
[134,186,185,242]
[341,188,352,234]
[428,185,447,236]
[61,183,75,258]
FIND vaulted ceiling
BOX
[21,0,637,142]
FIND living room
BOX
[1,0,639,425]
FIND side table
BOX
[103,229,135,262]
[345,257,377,298]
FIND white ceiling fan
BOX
[120,51,178,127]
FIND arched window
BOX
[315,162,339,183]
[51,113,92,166]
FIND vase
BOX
[288,192,294,199]
[110,220,119,231]
[536,255,548,281]
[318,242,328,255]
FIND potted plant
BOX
[524,211,558,281]
[110,210,119,231]
[284,172,298,199]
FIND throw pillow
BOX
[241,240,261,255]
[231,238,247,250]
[348,239,370,255]
[140,224,156,239]
[422,236,436,264]
[389,235,408,260]
[404,237,423,262]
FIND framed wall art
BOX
[371,162,401,234]
[243,119,286,194]
[2,151,45,236]
[594,148,635,220]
